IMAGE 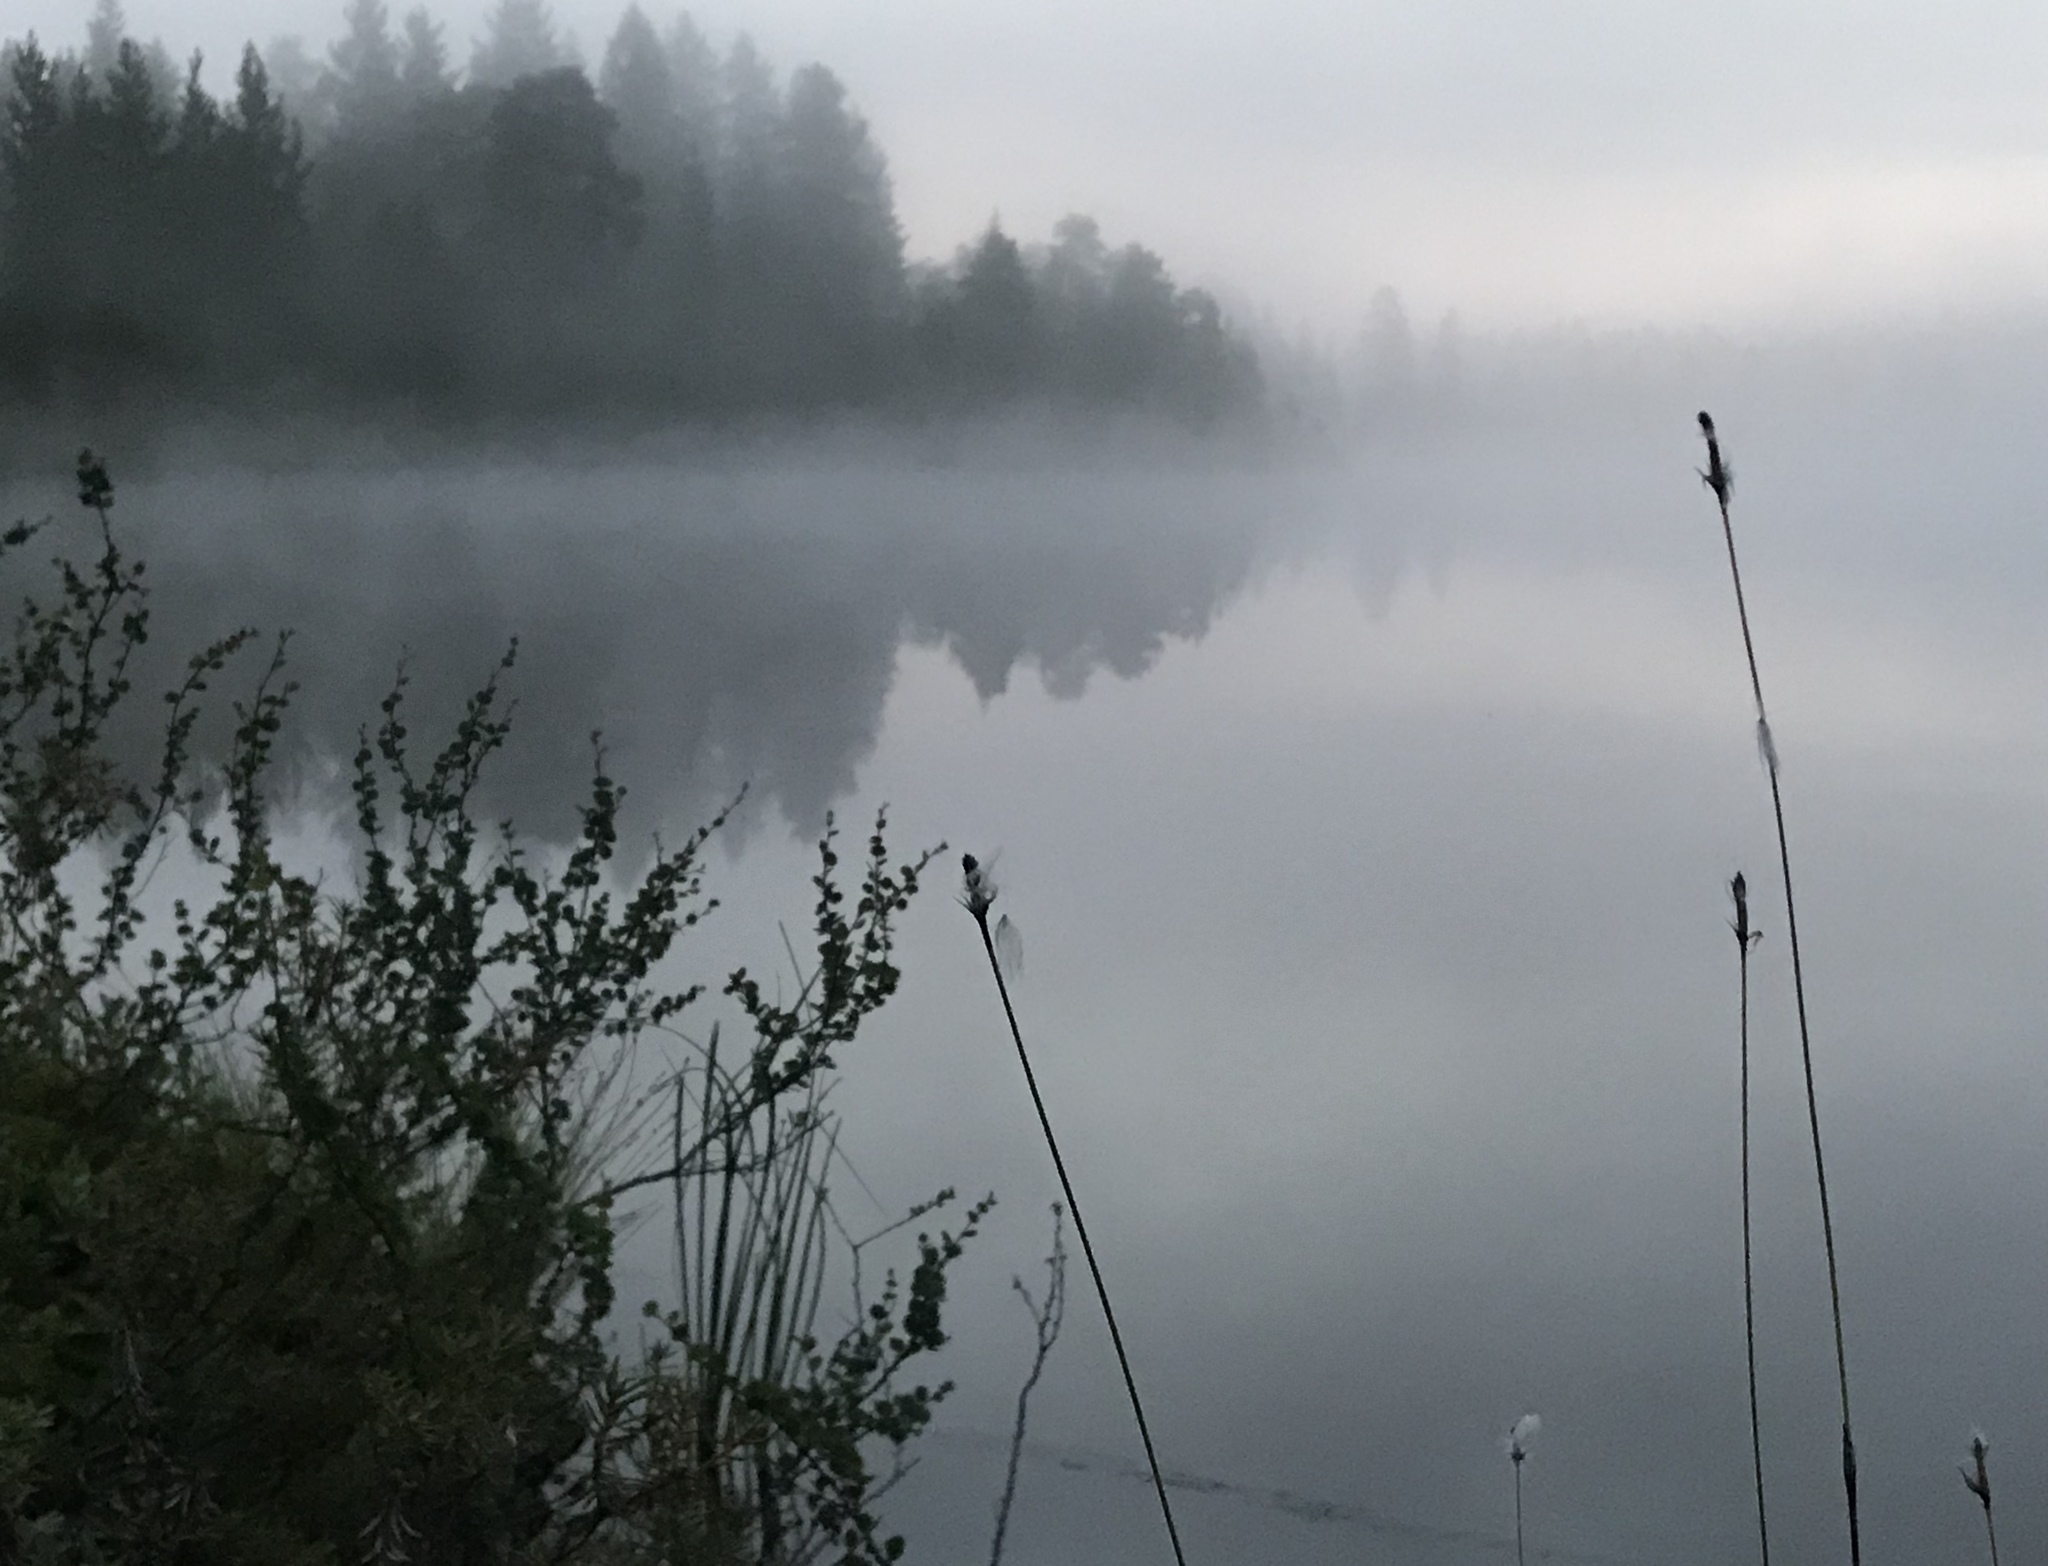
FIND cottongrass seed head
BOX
[1508,1414,1541,1464]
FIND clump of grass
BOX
[1730,872,1770,1566]
[1961,1430,2000,1566]
[1697,410,1861,1565]
[1507,1413,1540,1566]
[961,853,1190,1566]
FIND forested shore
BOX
[0,0,1260,426]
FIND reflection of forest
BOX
[0,453,1330,837]
[0,0,1260,423]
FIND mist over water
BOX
[0,425,1349,839]
[8,2,2048,1559]
[9,319,2048,1565]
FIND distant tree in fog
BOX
[325,0,400,128]
[478,66,639,288]
[259,34,321,123]
[82,0,124,82]
[773,64,904,397]
[921,222,1038,399]
[470,0,568,87]
[397,5,451,98]
[599,5,680,172]
[664,11,720,162]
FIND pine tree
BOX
[326,0,401,127]
[397,6,451,100]
[664,12,719,160]
[82,0,126,84]
[599,5,679,174]
[470,0,566,88]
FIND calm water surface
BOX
[8,356,2047,1563]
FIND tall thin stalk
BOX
[1698,412,1860,1566]
[1507,1415,1538,1566]
[1513,1454,1525,1566]
[1730,873,1770,1566]
[961,855,1191,1566]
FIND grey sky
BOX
[19,0,2048,327]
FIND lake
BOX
[8,326,2047,1563]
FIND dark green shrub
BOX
[0,453,975,1565]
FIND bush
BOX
[0,453,978,1565]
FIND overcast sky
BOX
[17,0,2048,330]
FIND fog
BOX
[0,424,1318,839]
[23,0,2048,328]
[5,315,2048,1562]
[7,2,2048,1560]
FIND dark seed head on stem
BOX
[1962,1431,1992,1506]
[1697,410,1733,504]
[961,852,998,920]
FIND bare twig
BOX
[989,1204,1067,1566]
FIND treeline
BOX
[0,0,1259,423]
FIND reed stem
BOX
[1699,412,1860,1566]
[964,866,1190,1566]
[1732,874,1771,1566]
[1513,1454,1525,1566]
[1963,1434,1999,1566]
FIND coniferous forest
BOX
[0,0,1261,426]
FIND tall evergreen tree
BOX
[82,0,125,84]
[776,63,902,396]
[0,36,70,391]
[228,43,307,226]
[397,6,451,99]
[664,12,719,162]
[717,32,782,218]
[478,67,637,288]
[598,6,678,175]
[953,221,1036,392]
[259,34,323,126]
[325,0,401,128]
[470,0,566,87]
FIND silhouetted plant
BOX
[0,454,982,1565]
[960,853,1190,1566]
[1960,1430,1999,1566]
[603,815,993,1566]
[1730,871,1770,1566]
[1506,1413,1539,1566]
[988,1203,1065,1566]
[1698,410,1861,1566]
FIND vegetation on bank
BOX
[0,0,1259,426]
[0,454,989,1562]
